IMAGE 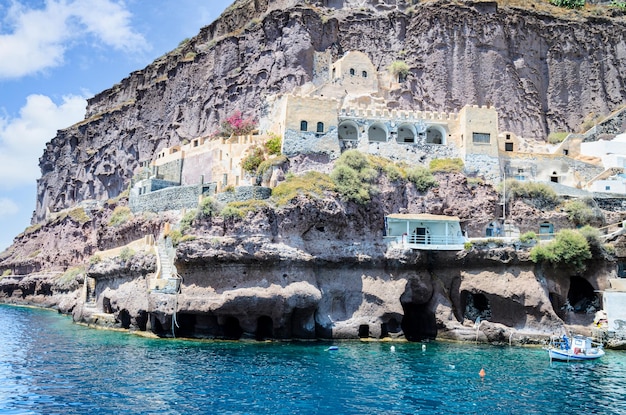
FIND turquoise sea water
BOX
[1,305,626,415]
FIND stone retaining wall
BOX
[129,184,215,213]
[215,186,271,203]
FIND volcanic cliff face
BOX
[2,0,626,343]
[34,0,626,221]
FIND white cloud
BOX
[0,0,148,79]
[0,94,87,189]
[0,198,19,218]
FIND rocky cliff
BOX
[1,167,622,343]
[34,0,626,221]
[2,0,626,344]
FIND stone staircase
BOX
[85,277,97,307]
[149,235,181,294]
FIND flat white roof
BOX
[385,214,461,222]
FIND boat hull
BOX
[548,348,605,361]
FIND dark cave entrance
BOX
[118,309,131,329]
[358,324,370,339]
[461,291,492,322]
[149,314,167,336]
[568,277,599,313]
[175,313,197,338]
[256,316,274,341]
[400,303,437,341]
[291,308,315,339]
[380,317,401,339]
[102,297,113,314]
[174,313,220,338]
[136,311,148,331]
[549,292,567,319]
[222,316,243,340]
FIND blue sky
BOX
[0,0,233,252]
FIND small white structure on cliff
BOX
[385,214,466,251]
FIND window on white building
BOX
[472,133,490,144]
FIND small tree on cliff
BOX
[331,150,378,204]
[530,229,592,273]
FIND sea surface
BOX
[1,305,626,415]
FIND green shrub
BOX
[108,206,132,227]
[2,269,12,277]
[466,177,484,189]
[464,241,473,250]
[257,155,288,182]
[406,166,438,192]
[180,210,197,234]
[272,171,335,205]
[429,158,464,173]
[223,185,235,193]
[264,134,282,155]
[241,147,265,174]
[578,225,602,253]
[89,255,102,265]
[383,163,403,181]
[331,150,378,204]
[389,60,410,79]
[564,199,601,226]
[603,243,616,256]
[520,231,538,243]
[119,247,135,262]
[220,205,244,219]
[59,266,83,288]
[502,179,559,207]
[199,197,218,218]
[530,229,592,272]
[68,208,91,224]
[549,0,585,8]
[332,165,372,204]
[547,132,569,144]
[612,1,626,10]
[169,229,183,247]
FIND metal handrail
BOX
[406,234,465,245]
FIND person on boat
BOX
[561,335,569,350]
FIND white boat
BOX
[547,335,605,361]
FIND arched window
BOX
[368,123,388,142]
[316,122,324,133]
[397,124,416,143]
[362,71,368,78]
[300,120,308,131]
[426,127,446,145]
[349,68,356,76]
[338,121,359,141]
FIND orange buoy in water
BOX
[479,368,486,378]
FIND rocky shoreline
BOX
[0,231,613,347]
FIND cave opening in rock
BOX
[175,313,197,338]
[461,291,492,322]
[358,324,370,339]
[256,316,274,341]
[380,323,388,338]
[149,314,167,336]
[568,276,599,313]
[118,309,131,329]
[549,292,566,318]
[401,303,437,341]
[136,311,148,331]
[222,316,243,340]
[102,297,113,314]
[291,308,315,339]
[381,317,402,338]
